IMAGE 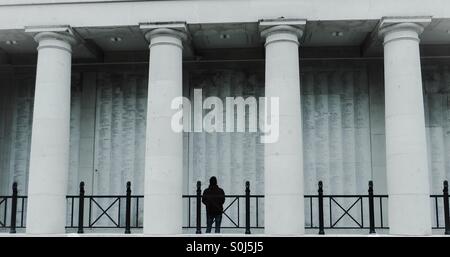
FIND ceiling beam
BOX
[81,38,104,61]
[360,20,382,57]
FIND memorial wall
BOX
[0,61,449,227]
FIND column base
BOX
[264,194,305,235]
[26,194,66,234]
[388,194,432,236]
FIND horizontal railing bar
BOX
[182,226,264,229]
[65,225,143,228]
[311,195,389,198]
[6,194,447,198]
[182,195,389,198]
[66,195,128,198]
[180,226,390,229]
[182,195,264,198]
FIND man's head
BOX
[209,176,217,186]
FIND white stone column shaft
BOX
[380,18,432,235]
[142,27,186,234]
[261,23,305,235]
[26,31,76,234]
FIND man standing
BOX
[202,176,225,233]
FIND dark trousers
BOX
[206,214,222,233]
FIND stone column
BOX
[379,17,432,235]
[140,23,187,234]
[260,20,306,235]
[25,27,77,234]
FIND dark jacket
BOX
[202,185,225,216]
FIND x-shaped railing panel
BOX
[89,197,121,227]
[329,197,363,228]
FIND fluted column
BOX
[260,20,306,235]
[379,17,432,235]
[140,23,187,234]
[25,27,77,234]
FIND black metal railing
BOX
[1,180,450,235]
[66,181,144,233]
[0,182,27,233]
[431,180,450,231]
[305,181,389,234]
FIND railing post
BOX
[245,181,251,234]
[9,182,17,234]
[125,181,131,234]
[368,180,376,234]
[318,181,324,235]
[443,180,450,235]
[77,181,85,233]
[196,181,202,234]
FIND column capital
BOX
[25,25,78,46]
[140,22,188,46]
[259,19,306,46]
[378,16,432,43]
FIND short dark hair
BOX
[209,176,217,185]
